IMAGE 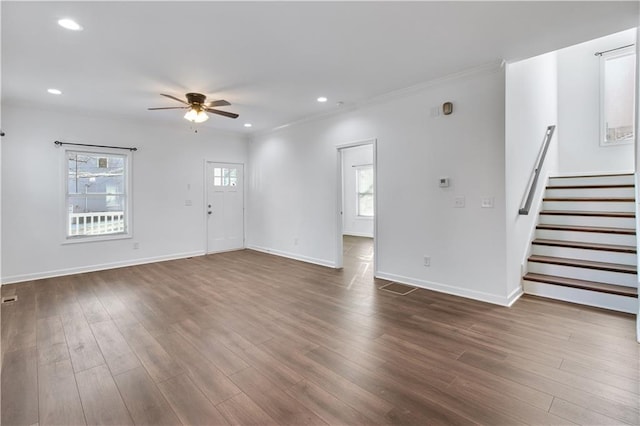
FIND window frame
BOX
[355,165,374,218]
[61,147,133,244]
[599,46,636,147]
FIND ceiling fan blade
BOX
[207,100,231,107]
[147,107,189,110]
[205,108,239,119]
[160,93,188,104]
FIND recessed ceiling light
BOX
[47,88,62,95]
[317,97,328,103]
[58,18,83,31]
[244,123,252,128]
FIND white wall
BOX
[248,66,511,305]
[1,104,248,283]
[505,51,559,298]
[558,29,636,175]
[342,144,374,238]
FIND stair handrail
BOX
[519,125,556,215]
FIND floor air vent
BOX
[379,282,417,295]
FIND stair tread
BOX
[546,184,634,189]
[543,197,635,202]
[523,273,638,297]
[528,255,637,274]
[550,173,634,179]
[532,239,636,253]
[536,224,636,235]
[540,210,635,217]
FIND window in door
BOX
[600,47,636,145]
[212,167,238,187]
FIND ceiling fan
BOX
[148,93,239,123]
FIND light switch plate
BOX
[454,196,465,208]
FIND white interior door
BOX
[206,162,244,253]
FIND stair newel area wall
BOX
[523,173,638,313]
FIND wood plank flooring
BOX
[2,235,638,425]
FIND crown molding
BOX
[254,60,504,138]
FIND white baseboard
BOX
[375,271,513,306]
[1,250,205,285]
[246,245,336,268]
[507,286,524,307]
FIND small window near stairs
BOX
[600,47,636,146]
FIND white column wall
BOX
[248,67,510,305]
[505,51,559,298]
[1,105,248,283]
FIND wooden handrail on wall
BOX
[519,125,556,215]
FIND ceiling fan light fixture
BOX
[184,107,209,123]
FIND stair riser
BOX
[542,201,635,212]
[531,245,637,266]
[538,215,636,228]
[522,280,637,314]
[548,175,635,187]
[544,187,635,198]
[535,229,636,246]
[527,262,637,287]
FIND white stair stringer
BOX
[523,173,638,314]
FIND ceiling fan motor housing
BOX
[186,92,206,105]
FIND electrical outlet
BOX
[481,197,494,208]
[454,196,465,208]
[423,256,431,266]
[185,199,192,206]
[294,238,299,246]
[133,242,140,250]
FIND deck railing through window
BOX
[68,211,125,236]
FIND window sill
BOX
[601,139,634,147]
[62,233,132,245]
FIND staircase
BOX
[523,173,639,313]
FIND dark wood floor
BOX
[2,236,638,425]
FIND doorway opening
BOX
[336,140,377,282]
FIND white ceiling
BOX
[2,1,638,134]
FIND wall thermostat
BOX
[439,177,450,187]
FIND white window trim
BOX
[600,46,636,147]
[60,146,133,244]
